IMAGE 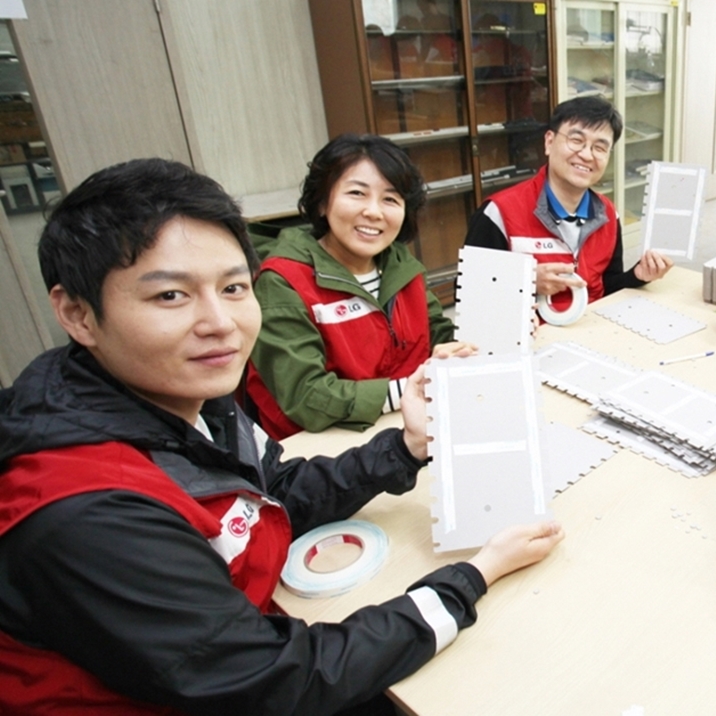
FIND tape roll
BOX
[280,520,388,599]
[536,274,588,326]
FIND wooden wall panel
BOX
[11,0,192,193]
[0,204,53,386]
[162,0,328,198]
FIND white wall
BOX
[681,0,716,198]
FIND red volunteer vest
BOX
[489,166,618,311]
[247,258,431,439]
[0,442,292,715]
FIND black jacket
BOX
[0,343,485,716]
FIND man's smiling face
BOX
[61,216,261,424]
[544,120,614,196]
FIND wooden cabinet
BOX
[2,0,328,355]
[554,0,684,243]
[308,0,556,302]
[0,48,58,216]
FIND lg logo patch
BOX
[334,302,362,317]
[228,517,249,538]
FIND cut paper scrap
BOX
[582,415,715,478]
[425,354,551,551]
[537,341,716,477]
[543,421,618,495]
[594,296,705,344]
[597,371,716,455]
[536,341,642,403]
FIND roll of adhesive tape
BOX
[280,520,388,599]
[536,274,588,326]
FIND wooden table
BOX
[274,267,716,716]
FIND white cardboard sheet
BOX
[425,354,550,551]
[639,161,707,262]
[594,296,706,344]
[454,245,536,355]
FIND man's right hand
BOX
[536,262,586,296]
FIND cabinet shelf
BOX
[481,166,536,189]
[569,89,614,99]
[366,28,462,37]
[477,120,547,135]
[310,0,556,305]
[625,87,663,99]
[385,126,469,146]
[425,173,474,199]
[557,0,679,236]
[474,74,537,86]
[624,120,662,143]
[372,76,464,91]
[625,134,661,145]
[567,41,614,49]
[473,28,544,37]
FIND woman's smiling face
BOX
[319,158,406,275]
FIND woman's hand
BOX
[432,341,478,358]
[401,348,478,460]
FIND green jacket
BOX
[248,227,455,433]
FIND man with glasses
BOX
[464,96,672,312]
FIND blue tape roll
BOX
[280,520,388,599]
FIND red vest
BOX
[489,166,618,311]
[247,258,431,439]
[0,442,292,715]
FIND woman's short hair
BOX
[298,133,426,244]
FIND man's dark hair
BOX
[38,157,258,320]
[548,95,623,143]
[299,133,426,244]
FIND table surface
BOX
[274,266,716,716]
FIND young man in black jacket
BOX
[0,157,564,716]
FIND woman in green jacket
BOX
[247,134,474,439]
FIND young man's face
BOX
[78,216,261,423]
[544,120,614,195]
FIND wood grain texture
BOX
[12,0,192,193]
[162,0,328,197]
[0,203,53,386]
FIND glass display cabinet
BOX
[555,0,681,240]
[308,0,556,303]
[470,1,552,199]
[622,7,670,225]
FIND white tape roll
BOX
[280,520,388,599]
[536,274,588,326]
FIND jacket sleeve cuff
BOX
[404,562,487,654]
[391,428,428,471]
[625,264,648,287]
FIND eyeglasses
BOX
[556,131,612,159]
